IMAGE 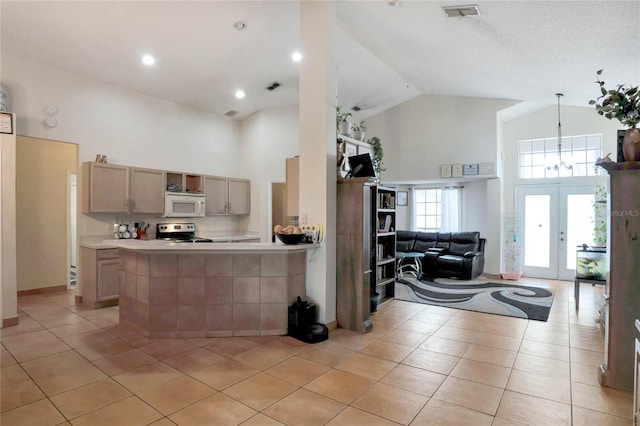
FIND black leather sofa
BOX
[396,231,486,280]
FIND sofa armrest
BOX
[463,251,482,258]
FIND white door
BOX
[517,185,597,280]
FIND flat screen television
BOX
[347,153,376,178]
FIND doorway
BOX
[68,171,77,287]
[516,184,597,280]
[270,181,286,242]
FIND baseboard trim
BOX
[3,316,19,328]
[325,319,338,331]
[75,295,83,305]
[17,284,68,296]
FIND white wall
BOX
[366,94,518,182]
[238,105,300,241]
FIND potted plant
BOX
[336,106,351,136]
[350,121,366,141]
[589,69,640,161]
[370,136,386,179]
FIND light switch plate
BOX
[440,164,452,178]
[452,164,463,178]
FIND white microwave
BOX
[164,193,205,217]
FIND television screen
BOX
[348,153,376,178]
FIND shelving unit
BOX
[374,186,397,302]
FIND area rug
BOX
[395,276,554,321]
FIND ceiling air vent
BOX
[224,109,239,117]
[266,82,281,91]
[351,105,361,112]
[442,4,480,17]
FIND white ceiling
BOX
[2,1,639,121]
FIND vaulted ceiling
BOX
[2,1,638,121]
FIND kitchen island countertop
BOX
[101,239,319,252]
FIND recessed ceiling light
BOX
[291,51,302,62]
[235,90,246,99]
[142,55,155,66]
[233,21,246,31]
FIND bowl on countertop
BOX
[276,233,305,245]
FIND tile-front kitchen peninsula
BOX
[107,240,315,338]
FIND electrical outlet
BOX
[20,271,26,278]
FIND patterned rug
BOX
[395,276,554,321]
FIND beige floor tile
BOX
[335,353,397,381]
[1,345,18,367]
[162,347,225,373]
[411,311,453,326]
[0,379,46,413]
[450,358,510,388]
[397,319,441,334]
[264,355,330,386]
[462,343,517,368]
[571,381,633,419]
[572,405,631,426]
[49,378,131,419]
[138,339,199,360]
[472,331,521,351]
[326,406,400,425]
[506,368,571,403]
[203,336,260,357]
[445,316,487,332]
[263,337,308,356]
[378,329,430,347]
[491,417,528,426]
[170,392,256,425]
[518,339,570,362]
[189,358,258,390]
[73,337,134,361]
[420,336,471,357]
[352,382,428,424]
[512,352,570,378]
[138,375,216,415]
[62,329,118,348]
[523,327,570,346]
[380,364,445,397]
[411,398,493,426]
[571,362,600,387]
[304,369,375,404]
[263,388,346,426]
[0,398,66,426]
[232,345,291,370]
[402,348,460,375]
[327,328,378,351]
[297,342,355,367]
[432,376,503,416]
[223,372,297,411]
[0,317,45,339]
[1,363,30,387]
[22,350,107,396]
[149,418,180,426]
[496,390,571,425]
[113,361,183,395]
[71,395,162,426]
[48,318,99,338]
[2,329,71,362]
[91,348,157,376]
[241,413,286,425]
[359,339,414,362]
[480,321,527,339]
[432,325,478,343]
[571,347,605,367]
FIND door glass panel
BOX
[566,194,595,270]
[524,195,550,267]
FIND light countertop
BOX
[80,234,260,249]
[83,239,318,252]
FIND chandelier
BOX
[546,93,573,172]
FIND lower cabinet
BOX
[81,247,119,308]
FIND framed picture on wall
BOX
[397,191,408,206]
[0,112,13,134]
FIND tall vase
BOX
[622,128,640,161]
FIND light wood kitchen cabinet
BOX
[129,167,164,214]
[81,247,119,308]
[286,156,299,217]
[204,176,250,215]
[82,162,129,213]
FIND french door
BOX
[516,185,597,280]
